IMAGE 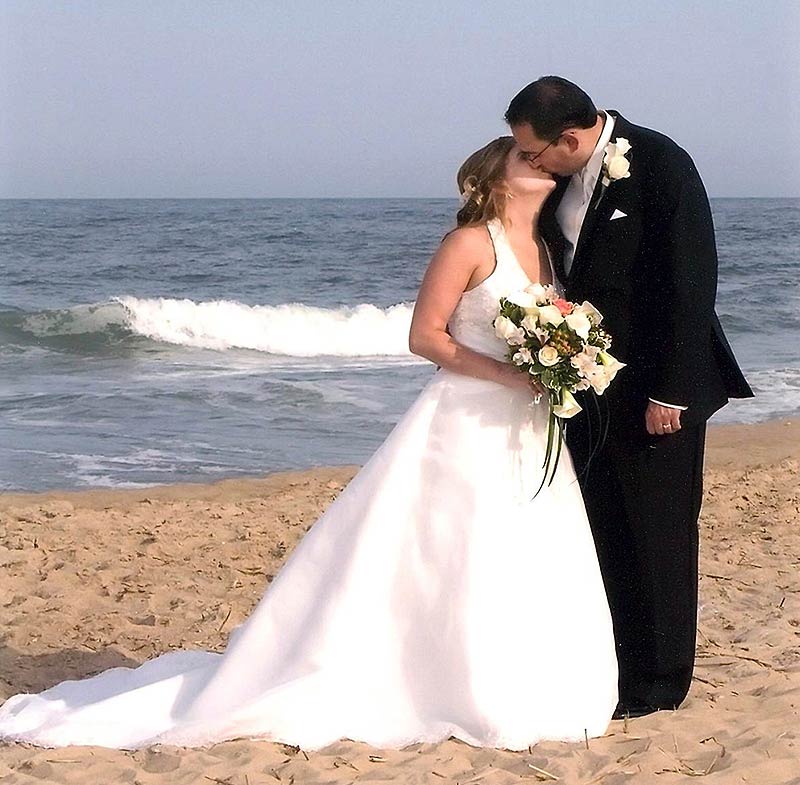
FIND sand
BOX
[0,420,798,784]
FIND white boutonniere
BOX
[601,137,632,187]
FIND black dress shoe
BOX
[612,701,661,720]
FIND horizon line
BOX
[2,195,798,201]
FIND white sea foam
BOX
[114,296,417,357]
[712,367,800,424]
[63,449,200,488]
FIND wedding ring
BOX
[663,424,672,430]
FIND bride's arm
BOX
[409,227,533,393]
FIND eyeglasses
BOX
[519,135,560,165]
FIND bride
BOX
[0,137,618,751]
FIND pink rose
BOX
[554,298,573,316]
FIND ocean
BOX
[1,198,797,492]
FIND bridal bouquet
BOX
[493,284,625,494]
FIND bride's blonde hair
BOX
[456,136,516,228]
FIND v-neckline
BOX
[491,218,555,288]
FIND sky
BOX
[1,1,798,199]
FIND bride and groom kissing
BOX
[0,76,752,750]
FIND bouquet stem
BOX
[532,394,565,499]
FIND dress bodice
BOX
[448,218,559,362]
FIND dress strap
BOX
[486,219,500,270]
[486,218,515,270]
[486,217,502,245]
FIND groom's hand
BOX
[645,401,682,436]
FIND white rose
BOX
[614,137,631,155]
[493,315,526,345]
[506,290,537,308]
[606,155,631,180]
[538,345,560,367]
[537,304,564,327]
[564,312,591,340]
[552,389,582,419]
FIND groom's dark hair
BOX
[505,76,598,140]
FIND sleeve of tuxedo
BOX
[648,147,719,406]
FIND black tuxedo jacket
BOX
[540,112,753,427]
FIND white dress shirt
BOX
[555,112,686,412]
[556,112,615,277]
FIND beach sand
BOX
[0,420,798,784]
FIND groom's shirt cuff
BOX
[649,397,688,411]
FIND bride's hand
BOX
[497,363,545,398]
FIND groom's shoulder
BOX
[612,112,694,167]
[612,111,700,183]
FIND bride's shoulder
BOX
[438,224,493,259]
[425,224,495,289]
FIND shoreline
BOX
[1,418,797,507]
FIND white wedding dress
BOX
[0,219,618,751]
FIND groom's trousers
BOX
[567,417,706,709]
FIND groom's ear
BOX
[560,132,580,153]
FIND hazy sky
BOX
[1,1,798,198]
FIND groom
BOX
[505,76,753,718]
